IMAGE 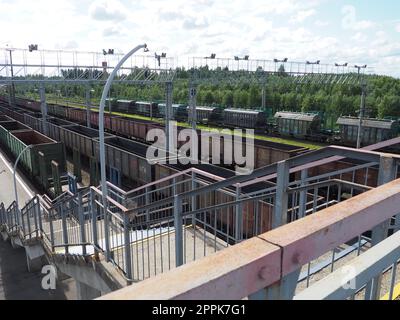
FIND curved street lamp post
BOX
[98,44,147,260]
[13,144,33,224]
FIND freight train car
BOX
[0,124,66,189]
[158,103,188,121]
[188,106,222,125]
[135,101,159,118]
[115,99,136,113]
[105,98,118,111]
[223,108,266,131]
[337,117,399,147]
[274,111,321,139]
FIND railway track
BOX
[22,96,326,150]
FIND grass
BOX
[42,97,324,150]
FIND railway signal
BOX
[155,52,167,67]
[28,44,38,52]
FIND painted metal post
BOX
[356,82,366,149]
[78,192,86,255]
[165,81,173,155]
[98,44,146,261]
[103,198,110,260]
[191,171,197,231]
[235,185,243,243]
[174,195,183,267]
[298,169,308,219]
[145,186,150,223]
[60,204,69,254]
[123,213,132,280]
[261,87,266,110]
[49,208,55,252]
[90,189,98,257]
[273,160,290,229]
[40,83,48,136]
[36,197,43,235]
[365,156,397,300]
[261,76,267,112]
[189,85,197,132]
[8,49,16,107]
[86,85,91,128]
[32,200,38,238]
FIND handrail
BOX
[99,178,400,300]
[294,230,400,300]
[124,167,228,197]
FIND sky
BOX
[1,0,400,77]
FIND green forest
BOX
[9,66,400,129]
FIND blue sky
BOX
[0,0,399,77]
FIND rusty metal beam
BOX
[259,177,400,276]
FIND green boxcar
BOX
[6,129,66,183]
[274,111,321,138]
[0,121,31,148]
[337,117,399,146]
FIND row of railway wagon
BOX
[0,96,396,239]
[2,95,400,147]
[101,98,400,146]
[0,99,282,239]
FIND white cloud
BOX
[103,26,122,37]
[55,40,79,50]
[182,17,209,29]
[290,9,316,24]
[158,11,185,21]
[351,32,367,43]
[396,24,400,33]
[315,20,329,27]
[89,0,127,21]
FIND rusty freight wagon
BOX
[0,120,31,148]
[0,128,66,189]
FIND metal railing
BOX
[98,178,400,300]
[5,201,19,234]
[20,195,41,240]
[294,230,400,300]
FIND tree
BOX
[223,91,234,107]
[248,86,260,108]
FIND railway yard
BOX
[0,47,399,302]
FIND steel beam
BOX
[86,85,91,128]
[39,83,48,135]
[273,160,290,229]
[365,156,398,299]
